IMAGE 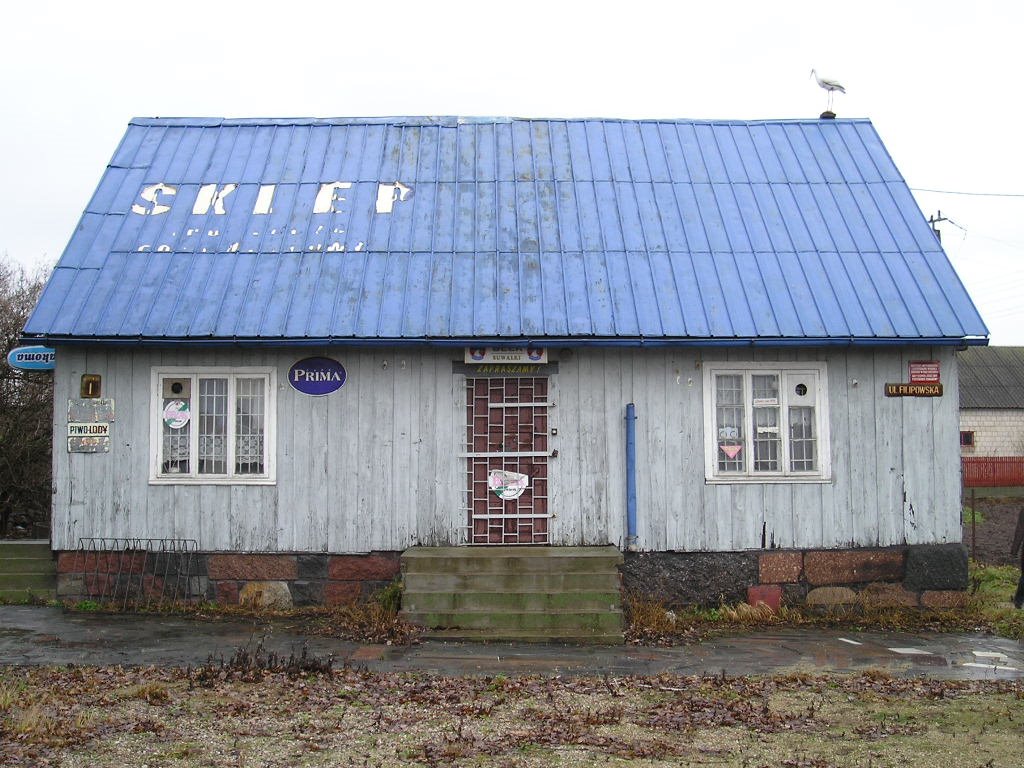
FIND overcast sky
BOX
[2,0,1021,344]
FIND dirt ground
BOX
[962,496,1024,566]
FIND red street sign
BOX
[908,360,940,384]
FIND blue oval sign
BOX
[288,357,347,396]
[7,345,56,371]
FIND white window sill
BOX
[149,477,276,486]
[705,475,833,485]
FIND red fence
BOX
[962,457,1024,488]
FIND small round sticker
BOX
[162,400,190,429]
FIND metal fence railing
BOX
[73,538,200,609]
[962,457,1024,488]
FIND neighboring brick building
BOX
[958,347,1024,457]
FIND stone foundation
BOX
[622,543,969,609]
[56,551,401,608]
[56,543,969,610]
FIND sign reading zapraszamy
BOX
[289,357,347,396]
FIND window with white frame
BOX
[151,368,275,483]
[703,362,830,482]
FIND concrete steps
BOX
[400,546,624,644]
[0,540,55,602]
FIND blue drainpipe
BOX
[625,402,638,551]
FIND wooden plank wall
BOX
[548,346,961,550]
[51,345,961,553]
[52,348,463,552]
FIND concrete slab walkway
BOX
[1,605,1021,680]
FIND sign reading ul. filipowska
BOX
[289,357,347,396]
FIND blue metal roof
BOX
[24,116,988,346]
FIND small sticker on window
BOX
[162,400,191,429]
[719,444,743,460]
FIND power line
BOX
[911,187,1024,198]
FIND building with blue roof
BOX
[26,116,987,624]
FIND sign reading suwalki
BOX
[464,348,547,365]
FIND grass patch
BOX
[0,590,57,607]
[2,666,1021,767]
[961,505,985,524]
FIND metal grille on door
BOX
[464,377,550,544]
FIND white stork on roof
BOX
[811,69,846,111]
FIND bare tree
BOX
[0,257,53,537]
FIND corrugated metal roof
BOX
[24,116,988,346]
[958,346,1024,408]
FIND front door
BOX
[464,377,550,544]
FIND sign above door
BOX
[464,348,548,365]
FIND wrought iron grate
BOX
[74,537,200,609]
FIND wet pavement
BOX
[1,605,1021,680]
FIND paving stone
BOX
[904,544,969,591]
[187,576,209,599]
[239,581,293,610]
[214,580,240,604]
[622,551,758,608]
[858,582,918,608]
[207,554,298,581]
[297,554,329,580]
[759,551,802,583]
[781,582,808,606]
[806,586,858,606]
[360,580,394,599]
[328,553,401,581]
[805,588,860,617]
[747,584,782,611]
[804,549,905,585]
[56,574,84,599]
[324,580,361,606]
[289,580,325,606]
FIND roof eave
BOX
[22,334,991,349]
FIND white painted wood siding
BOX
[548,347,962,550]
[51,346,962,553]
[52,348,463,552]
